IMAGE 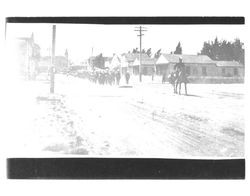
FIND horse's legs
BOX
[175,82,178,94]
[185,82,187,95]
[179,82,181,95]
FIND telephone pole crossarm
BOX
[134,26,147,82]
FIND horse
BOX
[168,70,188,95]
[175,69,188,95]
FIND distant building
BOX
[156,53,244,83]
[132,56,156,75]
[215,61,244,77]
[16,33,41,79]
[109,53,150,74]
[88,56,96,69]
[108,54,123,70]
[80,59,91,70]
[156,54,216,76]
[38,56,68,72]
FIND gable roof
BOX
[104,57,113,63]
[161,54,215,64]
[215,61,243,67]
[141,58,157,65]
[41,56,66,61]
[122,53,149,62]
[133,56,157,66]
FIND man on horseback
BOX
[173,57,188,95]
[174,56,185,74]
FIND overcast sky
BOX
[6,23,245,63]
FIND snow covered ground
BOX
[7,74,244,158]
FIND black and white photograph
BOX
[1,0,250,194]
[5,20,245,161]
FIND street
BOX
[9,74,244,158]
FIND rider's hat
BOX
[179,56,183,60]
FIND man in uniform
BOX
[125,71,130,85]
[173,56,188,95]
[174,56,185,74]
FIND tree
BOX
[93,53,105,69]
[154,49,162,59]
[146,48,152,57]
[200,41,211,57]
[65,49,68,58]
[233,38,244,64]
[174,42,182,54]
[132,48,139,53]
[200,37,244,65]
[131,48,152,57]
[210,37,220,60]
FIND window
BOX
[202,67,207,76]
[222,68,225,75]
[186,66,190,75]
[234,68,238,76]
[193,68,198,75]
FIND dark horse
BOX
[175,69,188,95]
[168,70,188,95]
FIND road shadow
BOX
[172,93,202,98]
[119,85,133,88]
[185,94,202,98]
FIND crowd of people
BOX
[67,68,131,86]
[66,57,186,89]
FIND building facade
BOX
[39,56,68,73]
[215,61,244,77]
[156,53,244,83]
[109,53,152,75]
[132,57,156,75]
[16,33,41,79]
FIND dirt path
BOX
[13,75,244,158]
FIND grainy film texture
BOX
[5,22,245,158]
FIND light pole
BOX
[134,26,147,82]
[50,25,56,94]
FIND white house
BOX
[109,53,150,74]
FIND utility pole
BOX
[65,49,69,68]
[50,25,56,93]
[134,26,147,82]
[91,47,94,70]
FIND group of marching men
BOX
[67,57,188,94]
[69,68,131,86]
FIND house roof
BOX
[215,61,243,67]
[104,57,113,63]
[141,58,157,65]
[41,56,66,60]
[160,54,215,64]
[133,57,157,66]
[17,37,33,42]
[122,53,149,62]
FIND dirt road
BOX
[10,74,244,158]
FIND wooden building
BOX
[132,57,156,75]
[156,54,216,76]
[156,53,244,83]
[108,53,150,74]
[215,61,244,77]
